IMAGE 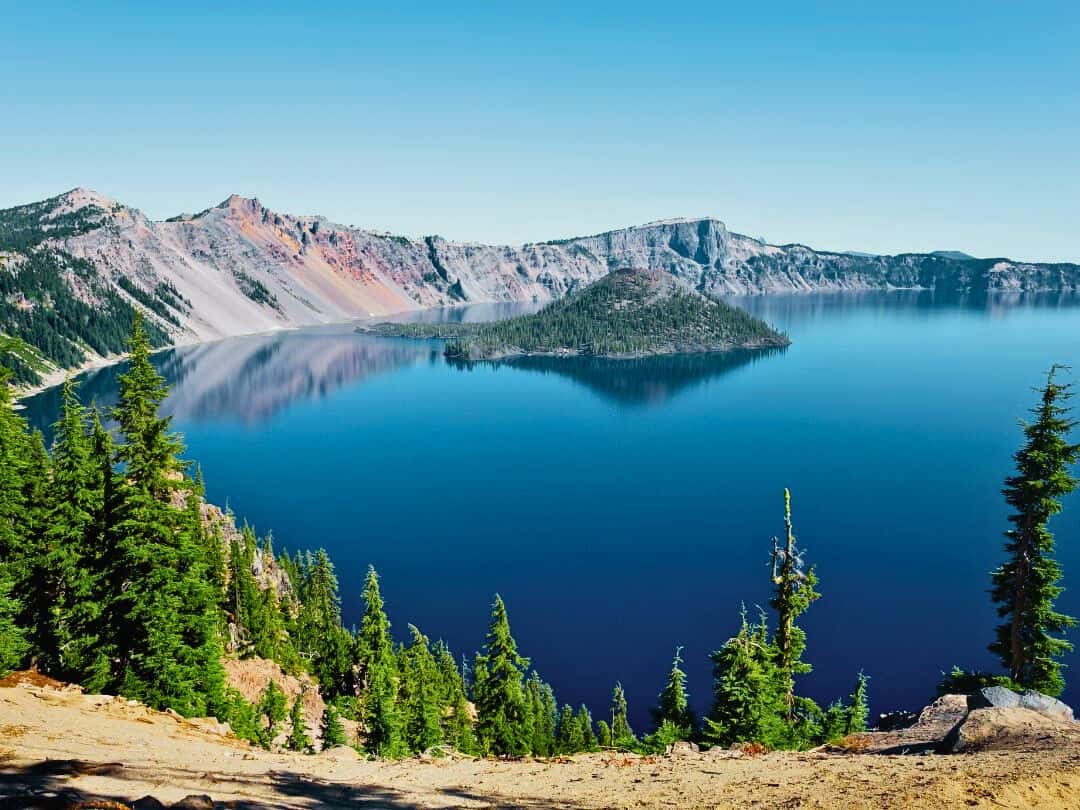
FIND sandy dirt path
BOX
[1,684,1078,809]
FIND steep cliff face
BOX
[2,188,1078,385]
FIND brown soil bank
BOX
[1,682,1078,810]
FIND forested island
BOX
[359,267,789,361]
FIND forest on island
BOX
[0,317,1075,757]
[365,268,789,360]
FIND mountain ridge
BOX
[2,188,1079,386]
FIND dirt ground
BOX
[1,683,1078,810]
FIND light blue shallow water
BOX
[21,291,1080,726]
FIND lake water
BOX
[20,291,1080,726]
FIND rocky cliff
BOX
[2,188,1078,385]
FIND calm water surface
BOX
[21,291,1080,725]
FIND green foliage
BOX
[256,681,288,748]
[222,688,262,746]
[106,314,226,717]
[400,624,443,754]
[555,704,583,753]
[846,672,869,735]
[295,549,352,695]
[650,646,695,742]
[596,720,612,749]
[0,248,167,386]
[937,666,1022,696]
[525,671,556,757]
[368,267,787,360]
[609,682,638,750]
[990,366,1079,696]
[473,595,531,758]
[320,704,348,749]
[356,566,406,758]
[770,489,820,721]
[703,610,788,748]
[286,694,313,753]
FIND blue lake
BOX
[20,291,1080,727]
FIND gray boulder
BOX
[1018,690,1074,722]
[967,686,1021,711]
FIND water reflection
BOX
[449,348,786,407]
[23,328,437,434]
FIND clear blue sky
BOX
[3,2,1077,260]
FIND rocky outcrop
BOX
[222,658,325,748]
[968,686,1075,722]
[939,707,1080,753]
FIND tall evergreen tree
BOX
[525,671,556,757]
[320,704,348,749]
[990,367,1079,695]
[473,595,531,758]
[297,549,352,695]
[400,624,443,753]
[650,646,695,739]
[286,693,313,752]
[23,380,103,680]
[576,705,598,752]
[703,610,787,748]
[770,489,820,721]
[107,313,225,717]
[356,566,405,758]
[0,370,32,674]
[555,704,582,753]
[609,682,637,749]
[846,672,869,735]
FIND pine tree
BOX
[596,720,612,749]
[703,610,787,748]
[107,314,225,717]
[0,370,33,674]
[609,682,637,750]
[356,566,405,758]
[287,694,313,753]
[770,489,820,721]
[990,367,1079,696]
[846,672,869,735]
[23,379,103,680]
[576,705,598,752]
[256,680,288,748]
[297,549,352,696]
[320,704,348,749]
[525,672,556,756]
[555,703,582,753]
[400,624,443,753]
[650,646,695,740]
[473,595,531,758]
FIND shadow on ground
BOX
[0,758,587,809]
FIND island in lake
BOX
[358,267,790,360]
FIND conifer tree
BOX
[320,704,348,749]
[704,610,787,748]
[650,646,695,740]
[555,704,582,753]
[473,595,531,758]
[990,367,1079,695]
[107,314,225,717]
[609,682,637,749]
[256,680,288,748]
[297,549,352,695]
[287,694,313,752]
[846,672,869,735]
[23,380,103,680]
[0,371,34,675]
[356,566,405,758]
[401,624,443,753]
[596,720,612,749]
[770,489,820,721]
[576,705,598,751]
[525,672,556,756]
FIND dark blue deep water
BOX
[20,291,1080,727]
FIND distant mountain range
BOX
[2,188,1078,385]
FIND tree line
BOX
[0,317,1075,758]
